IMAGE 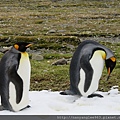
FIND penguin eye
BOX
[14,44,19,50]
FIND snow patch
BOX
[0,88,120,115]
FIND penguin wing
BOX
[69,43,94,95]
[9,61,23,104]
[80,53,93,93]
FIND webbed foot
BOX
[88,93,103,98]
[60,90,76,95]
[20,105,31,111]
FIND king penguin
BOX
[0,42,32,112]
[60,40,116,98]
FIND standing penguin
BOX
[60,40,116,98]
[0,42,32,112]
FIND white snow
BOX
[0,87,120,115]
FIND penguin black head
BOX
[13,42,32,52]
[105,56,116,80]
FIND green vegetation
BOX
[0,0,120,92]
[30,59,70,91]
[30,41,120,92]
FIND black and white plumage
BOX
[60,40,116,98]
[0,42,32,111]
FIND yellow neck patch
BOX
[97,50,106,60]
[91,50,106,60]
[21,52,29,57]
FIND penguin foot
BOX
[20,105,31,111]
[60,91,68,95]
[88,93,103,98]
[60,90,75,95]
[26,105,31,108]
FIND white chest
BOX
[17,52,31,85]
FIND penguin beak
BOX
[26,44,32,48]
[106,56,116,81]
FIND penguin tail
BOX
[0,105,5,111]
[0,105,15,112]
[88,93,103,98]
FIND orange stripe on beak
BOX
[26,44,32,48]
[106,67,111,81]
[108,67,110,75]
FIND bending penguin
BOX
[60,40,116,98]
[0,42,32,112]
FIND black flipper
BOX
[88,93,103,98]
[80,54,93,93]
[9,65,23,104]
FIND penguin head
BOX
[105,56,116,80]
[13,42,32,52]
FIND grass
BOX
[30,59,70,91]
[0,0,120,38]
[0,0,120,92]
[29,41,120,92]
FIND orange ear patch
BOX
[110,57,116,62]
[14,44,19,50]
